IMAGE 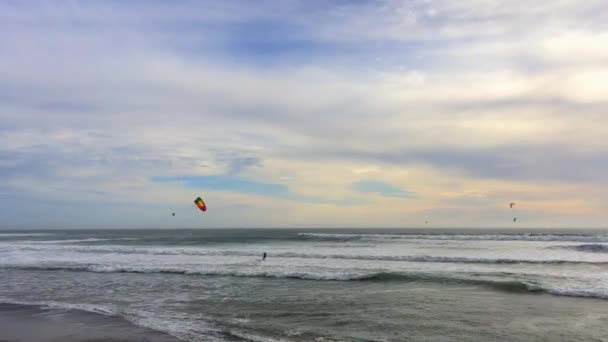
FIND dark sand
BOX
[0,303,181,342]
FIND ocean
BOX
[1,228,608,341]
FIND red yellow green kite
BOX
[194,197,207,212]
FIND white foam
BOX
[227,329,293,342]
[0,297,118,316]
[0,233,54,237]
[0,297,224,342]
[298,232,608,242]
[23,238,137,244]
[6,242,608,265]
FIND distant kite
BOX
[194,196,207,213]
[511,203,517,223]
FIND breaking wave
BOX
[6,245,607,266]
[0,233,54,237]
[297,232,608,242]
[11,238,137,244]
[553,244,608,253]
[2,264,606,300]
[268,253,608,265]
[0,299,225,342]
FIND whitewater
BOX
[1,228,608,341]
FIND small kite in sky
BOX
[194,196,207,213]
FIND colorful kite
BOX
[194,197,207,212]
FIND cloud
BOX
[1,0,608,227]
[352,180,414,199]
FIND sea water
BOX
[1,228,608,341]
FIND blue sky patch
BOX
[152,175,290,197]
[153,175,367,206]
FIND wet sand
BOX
[0,303,181,342]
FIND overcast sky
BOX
[1,0,608,229]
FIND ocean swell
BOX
[2,264,606,300]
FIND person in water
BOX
[262,252,267,260]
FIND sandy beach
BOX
[0,303,180,342]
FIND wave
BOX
[2,264,606,300]
[270,253,608,265]
[0,264,380,281]
[0,233,54,237]
[0,298,290,342]
[553,244,608,253]
[360,273,607,300]
[12,238,137,244]
[221,330,293,342]
[361,272,535,292]
[6,245,607,266]
[0,299,118,316]
[297,232,608,242]
[0,298,220,342]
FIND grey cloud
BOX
[289,145,608,183]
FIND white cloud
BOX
[1,0,608,227]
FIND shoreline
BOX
[0,303,182,342]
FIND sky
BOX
[1,0,608,229]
